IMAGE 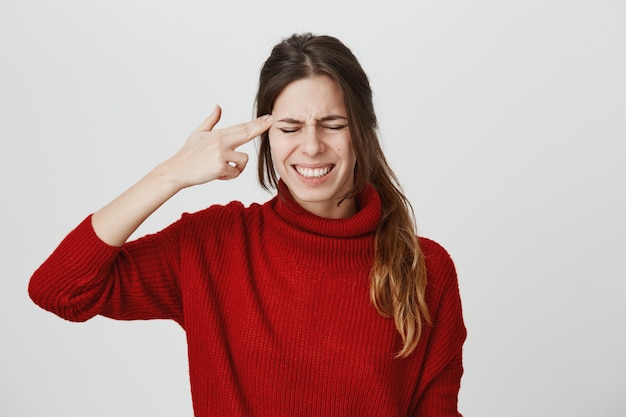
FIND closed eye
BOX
[322,124,347,131]
[279,127,300,133]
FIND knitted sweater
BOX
[29,182,466,417]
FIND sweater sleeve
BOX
[28,215,185,326]
[412,238,467,417]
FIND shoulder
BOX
[419,237,455,270]
[418,237,458,292]
[152,200,266,243]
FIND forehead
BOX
[272,75,346,119]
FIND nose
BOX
[299,125,325,157]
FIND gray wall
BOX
[1,0,624,416]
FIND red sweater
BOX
[29,182,466,416]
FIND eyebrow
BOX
[276,115,348,124]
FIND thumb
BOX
[195,105,222,132]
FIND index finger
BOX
[220,114,273,148]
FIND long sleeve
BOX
[28,215,184,325]
[412,238,467,416]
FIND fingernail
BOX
[263,114,273,123]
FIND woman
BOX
[29,33,466,416]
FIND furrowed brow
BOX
[318,115,348,122]
[276,118,303,124]
[276,115,348,124]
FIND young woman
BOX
[29,33,466,416]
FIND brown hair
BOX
[255,33,430,358]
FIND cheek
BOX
[269,135,298,159]
[340,137,356,163]
[268,138,289,166]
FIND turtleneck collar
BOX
[272,179,381,238]
[259,180,382,272]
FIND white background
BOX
[1,1,625,416]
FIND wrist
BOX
[149,159,188,193]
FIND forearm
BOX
[28,216,122,321]
[413,351,464,416]
[29,214,184,323]
[91,162,182,247]
[91,108,272,247]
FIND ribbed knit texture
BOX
[29,182,466,417]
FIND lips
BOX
[294,165,334,178]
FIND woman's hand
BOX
[91,106,272,247]
[161,106,273,188]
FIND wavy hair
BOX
[255,33,430,358]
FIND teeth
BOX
[295,166,331,178]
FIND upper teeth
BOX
[296,166,331,178]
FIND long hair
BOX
[255,33,430,358]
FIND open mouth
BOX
[294,165,334,179]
